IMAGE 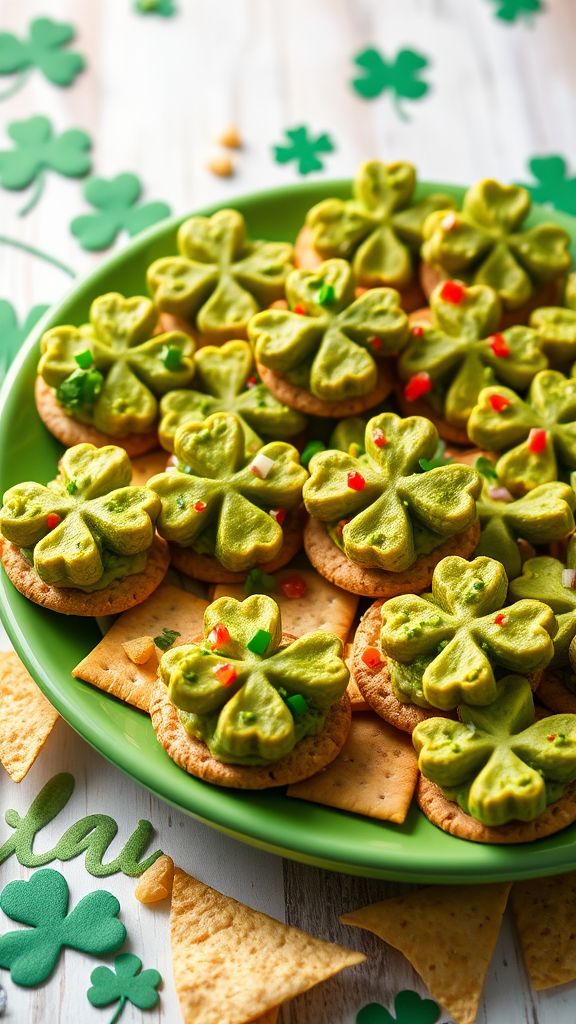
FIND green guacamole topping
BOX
[510,556,576,667]
[528,271,576,367]
[422,179,571,310]
[147,209,292,342]
[38,292,195,437]
[248,259,409,402]
[303,412,481,572]
[148,411,308,573]
[380,555,556,710]
[398,282,546,428]
[159,594,349,764]
[158,339,306,457]
[305,160,455,288]
[0,443,160,590]
[413,674,576,826]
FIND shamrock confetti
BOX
[0,300,49,381]
[351,47,430,120]
[0,868,126,987]
[523,155,576,216]
[0,17,85,100]
[135,0,176,14]
[70,173,171,251]
[87,953,161,1023]
[357,990,441,1024]
[0,115,92,216]
[273,125,335,176]
[488,0,543,24]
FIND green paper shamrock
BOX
[0,17,85,100]
[0,300,48,380]
[488,0,543,24]
[413,674,576,826]
[149,412,308,573]
[87,953,161,1023]
[158,340,306,456]
[273,125,335,176]
[303,412,481,573]
[398,281,546,428]
[159,593,348,763]
[306,161,455,288]
[249,259,408,402]
[147,208,292,342]
[135,0,176,14]
[422,179,571,310]
[380,555,555,710]
[351,48,430,121]
[0,115,92,216]
[38,292,195,436]
[523,155,576,217]
[0,442,161,589]
[0,868,126,987]
[70,173,171,252]
[510,556,576,667]
[468,372,576,493]
[357,991,440,1024]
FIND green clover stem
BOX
[392,93,409,122]
[18,170,45,217]
[0,234,76,278]
[108,996,127,1024]
[0,69,31,102]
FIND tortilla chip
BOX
[131,449,169,485]
[341,883,511,1024]
[134,854,175,904]
[511,873,576,989]
[0,650,59,782]
[287,712,418,823]
[72,584,208,711]
[122,636,156,665]
[171,867,364,1024]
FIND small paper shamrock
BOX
[303,412,481,573]
[147,208,292,342]
[273,125,335,176]
[159,593,348,762]
[0,115,92,216]
[413,674,576,826]
[135,0,176,14]
[0,868,126,987]
[380,555,555,709]
[158,340,306,455]
[70,173,171,252]
[306,161,455,288]
[510,556,576,667]
[87,953,161,1023]
[351,47,430,120]
[0,300,49,379]
[149,412,308,572]
[38,292,195,436]
[398,281,546,428]
[249,259,408,402]
[467,372,576,493]
[488,0,543,24]
[0,443,161,588]
[356,990,440,1024]
[0,17,85,100]
[422,180,571,310]
[523,155,576,217]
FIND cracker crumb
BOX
[207,154,235,178]
[218,124,242,149]
[122,636,157,666]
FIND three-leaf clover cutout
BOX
[88,953,161,1024]
[0,17,85,100]
[357,990,440,1024]
[70,173,171,251]
[523,155,576,217]
[351,48,430,120]
[0,300,49,380]
[273,125,335,175]
[488,0,544,25]
[0,115,92,216]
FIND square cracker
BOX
[287,712,418,823]
[72,584,207,712]
[511,873,576,989]
[130,449,169,486]
[0,650,59,781]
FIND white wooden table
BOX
[1,1,575,1020]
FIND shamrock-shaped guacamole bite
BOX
[509,555,576,668]
[249,259,409,415]
[530,272,576,367]
[0,443,168,615]
[147,209,292,343]
[37,292,195,455]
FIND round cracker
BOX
[303,517,481,598]
[419,262,564,328]
[394,383,471,447]
[537,670,576,714]
[255,361,394,419]
[35,377,159,457]
[1,535,169,616]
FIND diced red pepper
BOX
[46,513,61,530]
[547,734,557,742]
[489,394,511,413]
[372,428,388,448]
[269,508,286,525]
[293,304,306,315]
[361,646,382,668]
[404,372,432,402]
[489,333,510,358]
[347,471,366,491]
[494,613,507,626]
[528,428,547,454]
[246,375,257,389]
[369,336,382,350]
[440,280,466,304]
[194,500,207,512]
[214,663,237,687]
[279,575,308,599]
[411,325,424,338]
[208,623,230,650]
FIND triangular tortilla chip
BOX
[0,651,59,782]
[341,883,511,1024]
[134,854,175,904]
[511,873,576,989]
[171,867,364,1024]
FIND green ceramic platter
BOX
[2,180,576,883]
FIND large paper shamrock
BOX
[356,991,440,1024]
[249,260,408,402]
[468,372,576,493]
[523,155,576,217]
[0,443,161,588]
[306,161,455,289]
[147,208,293,342]
[422,179,571,310]
[0,300,48,381]
[149,412,308,572]
[87,953,161,1022]
[488,0,543,24]
[273,125,335,176]
[159,593,348,762]
[0,17,85,100]
[510,556,576,667]
[398,281,546,428]
[70,173,171,252]
[158,340,306,456]
[351,48,430,120]
[413,674,576,826]
[303,413,481,572]
[0,115,92,216]
[380,555,556,710]
[0,868,126,987]
[38,292,195,436]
